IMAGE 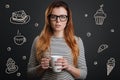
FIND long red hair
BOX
[36,0,79,67]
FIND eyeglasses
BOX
[49,14,68,22]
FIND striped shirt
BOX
[27,36,87,80]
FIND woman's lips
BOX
[55,25,61,27]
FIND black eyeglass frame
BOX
[49,14,68,22]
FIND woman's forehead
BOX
[51,7,67,15]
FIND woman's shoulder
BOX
[74,35,84,43]
[74,35,81,41]
[33,35,40,43]
[35,35,40,40]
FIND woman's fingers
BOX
[41,58,50,69]
[40,57,69,70]
[55,58,69,70]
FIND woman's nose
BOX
[56,17,60,22]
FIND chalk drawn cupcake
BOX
[94,4,107,25]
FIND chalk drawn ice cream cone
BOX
[106,58,115,76]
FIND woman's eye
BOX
[51,15,56,18]
[60,15,66,18]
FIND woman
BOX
[27,0,87,80]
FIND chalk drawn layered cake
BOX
[10,10,30,24]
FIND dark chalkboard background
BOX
[0,0,120,80]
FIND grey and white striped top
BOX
[27,36,87,80]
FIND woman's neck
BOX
[53,31,64,38]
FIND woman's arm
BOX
[76,37,87,79]
[27,36,45,79]
[59,37,87,79]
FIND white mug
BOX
[51,55,63,72]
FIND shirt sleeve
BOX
[27,36,41,79]
[77,37,87,80]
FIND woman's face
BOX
[50,7,68,32]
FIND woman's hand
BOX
[56,58,81,78]
[56,58,70,70]
[40,58,50,69]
